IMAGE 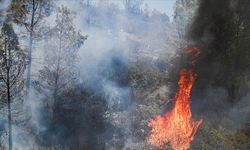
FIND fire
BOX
[184,46,201,67]
[148,69,202,150]
[184,47,201,56]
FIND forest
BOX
[0,0,249,149]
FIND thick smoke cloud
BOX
[174,0,250,129]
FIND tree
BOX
[0,22,26,150]
[9,0,52,98]
[34,5,87,122]
[173,0,198,48]
[124,0,143,15]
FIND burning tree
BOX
[0,22,26,150]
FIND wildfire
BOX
[148,47,202,150]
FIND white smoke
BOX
[7,0,178,149]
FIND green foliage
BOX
[192,119,250,150]
[9,0,52,27]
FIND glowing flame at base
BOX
[148,69,202,150]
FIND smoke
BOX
[175,0,250,131]
[14,0,176,149]
[188,0,234,50]
[0,0,11,25]
[74,2,166,148]
[0,0,180,149]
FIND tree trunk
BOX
[25,0,35,98]
[7,81,12,150]
[6,40,12,150]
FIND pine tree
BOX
[34,5,87,122]
[9,0,52,98]
[0,22,26,150]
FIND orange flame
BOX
[148,69,202,150]
[184,47,201,56]
[184,46,201,67]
